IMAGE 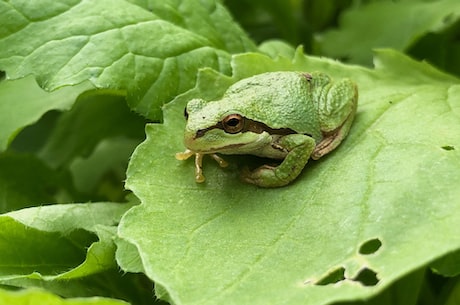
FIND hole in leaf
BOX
[442,145,455,151]
[315,267,345,285]
[353,268,379,286]
[359,238,382,255]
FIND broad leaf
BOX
[118,49,460,304]
[1,202,133,281]
[0,0,256,119]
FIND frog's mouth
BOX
[188,139,253,154]
[187,132,281,156]
[203,142,246,154]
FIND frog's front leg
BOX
[241,134,316,187]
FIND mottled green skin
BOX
[181,71,358,187]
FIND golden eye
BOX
[222,114,244,134]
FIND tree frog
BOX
[176,71,358,187]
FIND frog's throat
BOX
[194,116,297,139]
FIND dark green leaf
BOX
[432,250,460,277]
[317,0,460,66]
[0,153,74,213]
[38,93,146,168]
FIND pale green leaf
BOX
[129,0,255,53]
[115,238,145,274]
[118,49,460,305]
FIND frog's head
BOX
[182,98,273,155]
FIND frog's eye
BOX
[183,107,189,120]
[222,114,244,134]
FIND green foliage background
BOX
[0,0,459,304]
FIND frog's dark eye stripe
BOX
[194,114,297,139]
[243,119,297,136]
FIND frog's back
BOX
[222,72,322,140]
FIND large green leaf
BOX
[317,0,460,66]
[0,200,154,302]
[118,48,460,304]
[0,202,133,282]
[0,0,256,119]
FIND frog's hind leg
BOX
[311,106,356,160]
[312,78,358,160]
[241,134,316,187]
